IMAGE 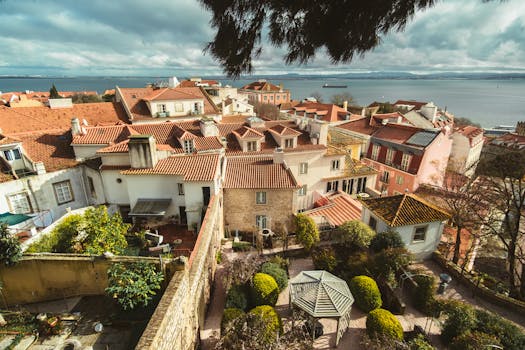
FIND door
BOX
[202,186,211,206]
[179,206,187,225]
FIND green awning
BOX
[129,199,172,217]
[0,212,32,226]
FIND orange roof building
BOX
[240,79,291,106]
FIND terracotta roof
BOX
[232,126,265,139]
[72,125,137,145]
[305,192,362,227]
[278,100,300,110]
[0,133,21,145]
[337,117,377,136]
[371,123,423,144]
[268,124,302,137]
[143,88,202,101]
[0,103,127,134]
[121,154,219,181]
[178,79,220,87]
[456,125,483,139]
[490,133,525,150]
[361,193,450,227]
[394,100,427,111]
[194,137,224,151]
[242,81,282,92]
[224,156,298,189]
[293,102,350,123]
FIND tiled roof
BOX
[394,100,428,111]
[179,79,220,87]
[72,125,137,144]
[337,117,377,136]
[224,156,298,189]
[361,193,450,227]
[143,88,202,101]
[232,126,265,139]
[293,102,350,123]
[456,125,483,140]
[0,134,21,145]
[371,123,423,144]
[97,140,130,153]
[121,154,219,181]
[490,133,525,149]
[0,103,128,134]
[242,81,282,92]
[268,124,301,136]
[305,192,362,227]
[194,137,224,151]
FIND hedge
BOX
[249,305,282,343]
[370,230,404,253]
[260,262,288,291]
[349,275,382,312]
[221,308,245,333]
[311,246,338,272]
[449,331,502,350]
[225,284,248,311]
[412,274,437,315]
[366,308,403,341]
[474,309,525,350]
[440,300,477,344]
[251,273,279,306]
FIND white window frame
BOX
[53,180,74,205]
[256,215,268,229]
[385,148,394,165]
[3,148,22,161]
[284,138,294,148]
[256,191,267,204]
[175,103,183,112]
[247,141,257,152]
[178,183,185,195]
[381,171,390,183]
[298,185,307,196]
[413,225,427,242]
[331,159,340,171]
[183,140,194,154]
[8,192,32,214]
[299,162,308,174]
[371,144,380,161]
[401,153,412,172]
[396,175,404,185]
[158,103,167,113]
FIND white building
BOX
[449,126,484,176]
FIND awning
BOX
[0,212,33,226]
[129,199,172,217]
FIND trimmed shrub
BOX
[251,273,279,306]
[312,246,337,272]
[221,308,245,333]
[341,251,371,280]
[441,300,477,344]
[474,309,525,350]
[449,331,501,350]
[412,274,437,315]
[349,275,382,312]
[249,305,282,342]
[407,334,435,350]
[295,214,319,251]
[232,241,252,252]
[225,284,248,311]
[338,220,376,249]
[370,230,404,253]
[260,262,288,291]
[267,255,289,272]
[366,308,403,341]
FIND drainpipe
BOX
[26,179,41,213]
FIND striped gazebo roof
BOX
[289,270,354,318]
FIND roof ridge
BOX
[391,194,408,226]
[406,193,451,216]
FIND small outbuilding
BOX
[289,270,354,346]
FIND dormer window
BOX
[247,141,257,151]
[331,160,340,170]
[159,104,167,113]
[3,148,21,161]
[284,138,294,148]
[183,140,194,154]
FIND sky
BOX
[0,0,524,76]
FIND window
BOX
[276,95,280,100]
[178,183,185,195]
[369,216,377,231]
[263,96,267,101]
[356,177,367,193]
[256,191,267,204]
[256,215,268,229]
[87,176,96,198]
[247,141,257,151]
[299,162,308,174]
[396,175,404,185]
[298,185,307,196]
[386,148,394,165]
[331,159,340,170]
[183,140,194,154]
[270,96,273,101]
[3,149,22,161]
[53,180,74,204]
[326,180,339,192]
[371,144,380,161]
[8,192,32,214]
[413,226,427,242]
[381,171,390,183]
[284,138,294,148]
[401,153,412,172]
[175,103,183,112]
[158,104,167,113]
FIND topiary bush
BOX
[370,229,404,253]
[440,300,477,344]
[221,308,245,333]
[338,220,376,249]
[366,308,403,341]
[260,262,288,291]
[412,274,437,315]
[311,246,338,272]
[349,275,382,312]
[249,305,282,343]
[295,214,319,251]
[474,309,525,350]
[407,334,435,350]
[225,284,248,310]
[251,273,279,306]
[449,331,502,350]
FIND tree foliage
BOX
[71,93,103,104]
[311,246,337,272]
[366,308,404,341]
[338,220,375,249]
[49,84,60,99]
[440,300,477,344]
[105,261,164,310]
[253,102,280,120]
[349,275,382,312]
[0,223,22,266]
[449,331,501,350]
[330,92,356,107]
[370,229,404,253]
[251,272,279,306]
[260,262,288,291]
[295,214,319,252]
[225,284,249,310]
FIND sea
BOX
[1,76,524,128]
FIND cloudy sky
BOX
[0,0,524,76]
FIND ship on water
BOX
[322,83,347,88]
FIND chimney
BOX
[279,83,284,92]
[273,147,284,164]
[71,118,82,136]
[421,102,437,122]
[168,76,180,88]
[308,120,328,146]
[361,108,366,117]
[343,100,348,110]
[128,135,158,169]
[200,119,219,137]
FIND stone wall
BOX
[0,254,170,307]
[224,188,295,232]
[136,193,223,350]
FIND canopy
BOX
[129,199,171,217]
[289,270,354,318]
[0,212,32,226]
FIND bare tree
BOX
[253,102,280,120]
[330,92,356,107]
[309,92,323,103]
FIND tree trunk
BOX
[520,263,525,298]
[452,225,462,264]
[508,240,520,298]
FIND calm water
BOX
[1,76,524,128]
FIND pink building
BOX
[362,124,452,196]
[240,79,291,106]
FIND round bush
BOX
[366,308,403,341]
[349,275,382,312]
[441,300,477,344]
[221,308,244,333]
[407,334,434,350]
[225,284,248,310]
[249,305,282,342]
[338,220,376,249]
[370,230,404,253]
[474,309,525,350]
[449,331,501,350]
[311,246,338,272]
[251,273,279,306]
[261,262,288,291]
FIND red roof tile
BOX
[72,125,137,145]
[178,79,220,87]
[305,192,362,227]
[337,117,377,135]
[268,124,302,136]
[232,126,265,139]
[224,156,298,189]
[143,88,202,101]
[293,102,349,123]
[242,81,282,92]
[394,100,428,111]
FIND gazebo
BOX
[289,270,354,346]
